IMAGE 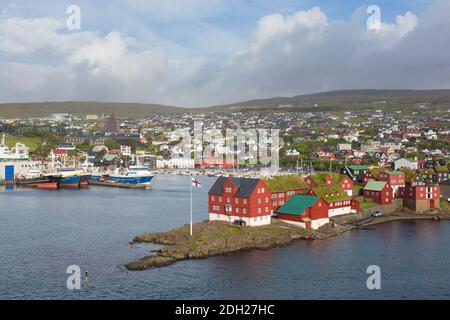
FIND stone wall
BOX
[330,199,403,225]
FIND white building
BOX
[157,158,195,169]
[337,143,352,151]
[120,145,132,156]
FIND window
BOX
[219,196,222,202]
[227,197,231,203]
[225,187,232,193]
[257,198,261,204]
[235,198,239,204]
[243,199,248,205]
[236,208,240,213]
[258,208,261,214]
[213,205,220,211]
[261,188,265,193]
[265,197,269,203]
[243,208,247,214]
[211,196,215,201]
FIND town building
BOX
[394,158,418,170]
[341,165,369,183]
[308,185,357,217]
[435,166,449,183]
[400,176,440,212]
[208,177,272,226]
[378,170,406,198]
[275,195,329,230]
[263,175,309,212]
[363,180,393,205]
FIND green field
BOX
[4,136,43,152]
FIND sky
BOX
[0,0,449,107]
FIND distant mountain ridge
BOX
[1,89,450,117]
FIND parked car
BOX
[372,210,384,218]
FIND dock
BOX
[88,180,153,189]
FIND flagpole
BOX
[190,175,193,236]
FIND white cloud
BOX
[0,0,449,107]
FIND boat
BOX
[59,175,81,188]
[79,174,90,188]
[18,174,60,190]
[108,167,154,185]
[0,134,30,161]
[57,167,89,188]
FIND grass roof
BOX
[312,185,350,203]
[400,167,418,182]
[435,166,449,173]
[264,175,309,192]
[309,172,344,186]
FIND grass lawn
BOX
[360,199,377,209]
[441,200,450,212]
[4,136,43,152]
[353,183,364,196]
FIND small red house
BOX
[363,180,392,205]
[275,195,329,230]
[208,176,272,226]
[378,170,405,198]
[362,171,375,184]
[338,175,354,196]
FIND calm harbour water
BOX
[1,174,450,299]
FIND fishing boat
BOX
[19,174,60,190]
[108,167,154,185]
[59,175,81,188]
[57,167,90,188]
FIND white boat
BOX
[0,135,30,161]
[108,167,155,185]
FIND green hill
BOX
[1,89,450,117]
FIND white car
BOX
[372,210,384,218]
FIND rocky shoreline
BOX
[126,208,450,271]
[125,219,351,271]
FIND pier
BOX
[88,180,153,189]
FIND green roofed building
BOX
[275,195,329,230]
[363,180,392,205]
[341,165,370,183]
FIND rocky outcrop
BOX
[126,220,322,270]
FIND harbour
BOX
[1,175,450,300]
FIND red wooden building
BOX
[275,195,329,229]
[363,180,393,205]
[208,176,272,226]
[263,175,309,212]
[378,170,405,198]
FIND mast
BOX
[190,175,193,236]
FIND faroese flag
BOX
[191,177,202,188]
